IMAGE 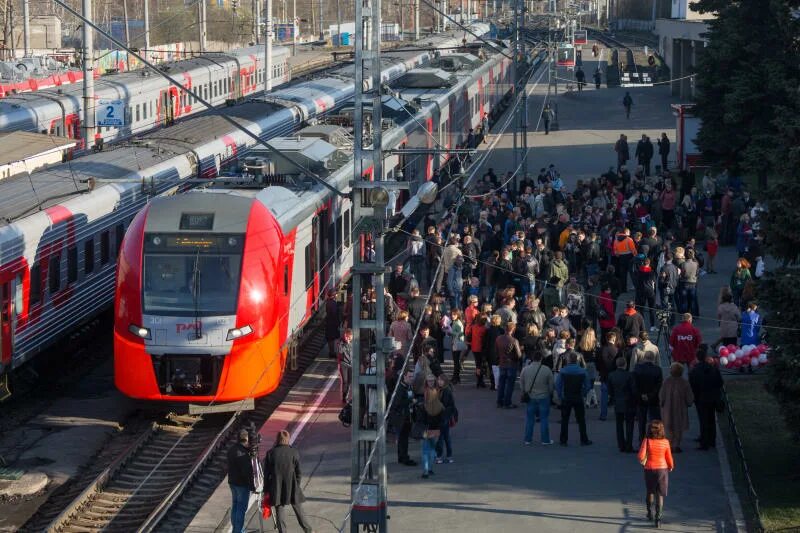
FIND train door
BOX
[160,90,175,126]
[315,211,329,303]
[1,280,12,370]
[309,215,319,309]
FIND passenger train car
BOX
[0,45,292,145]
[113,44,547,402]
[0,25,493,392]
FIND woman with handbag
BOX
[637,420,674,528]
[420,379,444,478]
[449,309,466,384]
[435,374,457,464]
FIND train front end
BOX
[114,193,287,402]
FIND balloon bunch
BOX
[717,344,769,370]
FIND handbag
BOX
[520,363,543,403]
[411,420,426,440]
[639,438,649,466]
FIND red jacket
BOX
[669,321,702,363]
[598,291,616,329]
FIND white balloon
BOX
[758,353,768,363]
[751,358,760,367]
[718,345,727,355]
[729,353,737,361]
[735,349,744,358]
[720,357,729,367]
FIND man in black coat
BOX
[227,429,255,533]
[657,133,670,172]
[633,351,663,443]
[689,344,724,450]
[264,430,315,533]
[390,369,418,466]
[617,301,646,341]
[607,357,637,452]
[406,286,427,328]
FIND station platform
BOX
[187,42,743,532]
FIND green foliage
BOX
[760,269,800,438]
[691,0,800,188]
[761,180,800,265]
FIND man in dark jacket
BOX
[657,133,670,172]
[389,369,418,466]
[633,351,663,443]
[495,322,522,408]
[617,301,646,340]
[689,345,724,450]
[264,430,314,533]
[556,352,593,446]
[406,286,427,328]
[228,429,255,533]
[607,357,637,452]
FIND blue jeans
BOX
[497,367,518,407]
[524,397,551,443]
[435,421,452,458]
[422,437,437,472]
[600,382,609,419]
[684,283,699,316]
[229,484,250,533]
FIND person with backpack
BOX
[435,374,458,464]
[419,379,444,478]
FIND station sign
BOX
[97,99,125,126]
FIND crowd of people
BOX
[320,129,768,527]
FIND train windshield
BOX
[142,233,244,316]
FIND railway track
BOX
[42,316,326,533]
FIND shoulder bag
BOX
[639,438,649,467]
[521,364,543,403]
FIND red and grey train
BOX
[113,44,543,402]
[0,26,492,392]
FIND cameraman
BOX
[657,251,679,323]
[227,429,255,533]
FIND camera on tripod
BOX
[656,303,672,327]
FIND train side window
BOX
[14,274,23,316]
[304,244,312,289]
[283,265,289,294]
[335,215,342,260]
[100,231,110,265]
[115,223,125,256]
[67,246,78,284]
[135,104,140,122]
[30,264,41,305]
[48,254,61,293]
[84,238,95,274]
[344,209,351,248]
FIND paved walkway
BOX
[293,45,739,533]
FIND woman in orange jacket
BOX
[638,420,674,528]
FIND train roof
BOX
[0,100,288,224]
[0,45,288,126]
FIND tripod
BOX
[654,304,674,367]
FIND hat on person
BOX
[238,429,249,443]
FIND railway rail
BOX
[42,318,325,533]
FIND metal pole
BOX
[265,0,272,93]
[415,0,419,40]
[122,0,130,69]
[143,0,150,51]
[291,0,296,55]
[82,0,95,149]
[336,0,341,46]
[399,0,404,41]
[198,0,207,53]
[253,0,260,44]
[351,0,387,526]
[511,0,517,172]
[22,0,30,57]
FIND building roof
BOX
[0,131,76,166]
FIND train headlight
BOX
[228,237,238,246]
[129,324,151,339]
[226,325,253,341]
[151,236,162,246]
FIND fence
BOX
[722,385,766,532]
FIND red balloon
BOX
[719,347,729,357]
[758,344,767,352]
[749,350,759,359]
[727,344,737,353]
[742,356,751,366]
[734,359,743,367]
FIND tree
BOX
[759,269,800,439]
[761,180,800,266]
[691,0,800,189]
